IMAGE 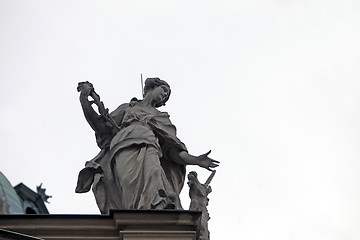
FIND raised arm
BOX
[77,82,111,134]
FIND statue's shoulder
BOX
[112,103,128,112]
[110,102,133,121]
[159,111,170,118]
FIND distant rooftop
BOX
[0,172,49,214]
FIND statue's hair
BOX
[144,77,171,107]
[188,171,198,178]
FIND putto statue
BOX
[188,171,215,240]
[75,78,219,213]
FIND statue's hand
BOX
[195,150,219,171]
[77,81,94,96]
[184,151,219,171]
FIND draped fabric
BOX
[76,103,187,213]
[75,149,123,213]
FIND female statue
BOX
[75,78,218,213]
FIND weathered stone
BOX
[75,79,219,214]
[188,171,215,240]
[0,210,201,240]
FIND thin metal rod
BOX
[141,74,144,97]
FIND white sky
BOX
[1,1,360,239]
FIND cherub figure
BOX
[188,170,216,240]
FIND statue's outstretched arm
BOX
[168,148,219,171]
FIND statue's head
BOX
[144,78,171,107]
[188,171,198,180]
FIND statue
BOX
[188,171,215,240]
[36,183,52,203]
[75,78,219,213]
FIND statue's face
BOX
[148,85,169,106]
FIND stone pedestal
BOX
[0,210,200,240]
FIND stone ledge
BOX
[120,230,196,240]
[0,210,201,240]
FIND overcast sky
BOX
[1,1,360,239]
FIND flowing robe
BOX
[76,103,187,213]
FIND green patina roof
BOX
[0,172,24,214]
